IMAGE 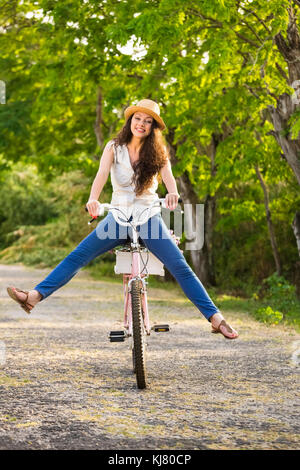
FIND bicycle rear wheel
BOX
[131,279,147,389]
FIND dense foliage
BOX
[0,1,300,325]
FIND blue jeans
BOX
[34,212,220,321]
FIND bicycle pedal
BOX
[152,324,170,332]
[109,330,126,342]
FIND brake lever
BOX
[85,206,98,225]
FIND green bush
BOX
[0,165,116,270]
[0,166,95,266]
[253,272,300,325]
[259,272,297,313]
[0,164,57,247]
[254,306,283,324]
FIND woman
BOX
[7,99,238,339]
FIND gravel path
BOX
[0,263,299,450]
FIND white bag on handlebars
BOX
[114,250,164,276]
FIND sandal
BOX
[7,286,34,314]
[211,319,238,340]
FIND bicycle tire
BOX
[131,279,147,389]
[132,346,136,374]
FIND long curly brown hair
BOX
[112,115,168,195]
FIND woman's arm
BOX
[86,142,114,217]
[160,158,180,210]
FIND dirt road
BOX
[0,264,299,450]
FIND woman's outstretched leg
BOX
[140,214,238,339]
[7,212,124,312]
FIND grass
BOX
[86,261,300,331]
[212,293,300,332]
[215,294,259,315]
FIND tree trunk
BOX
[267,100,300,185]
[267,6,300,185]
[255,166,282,275]
[178,173,217,285]
[292,211,300,297]
[166,130,217,285]
[292,211,300,257]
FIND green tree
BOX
[1,0,299,290]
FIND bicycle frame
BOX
[88,199,165,337]
[123,239,151,338]
[87,197,181,388]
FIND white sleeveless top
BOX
[106,140,161,223]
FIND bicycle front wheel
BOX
[131,279,147,389]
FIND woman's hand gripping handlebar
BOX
[85,199,102,219]
[85,197,182,226]
[85,201,111,225]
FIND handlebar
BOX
[85,197,182,227]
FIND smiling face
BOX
[130,112,154,138]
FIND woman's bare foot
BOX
[210,312,238,339]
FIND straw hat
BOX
[124,99,166,131]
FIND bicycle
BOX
[86,198,181,389]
